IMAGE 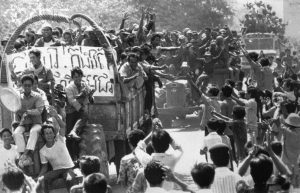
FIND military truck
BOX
[0,14,145,192]
[240,33,279,75]
[157,68,237,128]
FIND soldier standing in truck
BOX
[119,53,148,89]
[65,67,94,160]
[282,49,293,68]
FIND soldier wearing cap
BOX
[34,23,61,47]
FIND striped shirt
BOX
[211,167,243,193]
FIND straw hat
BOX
[285,113,300,128]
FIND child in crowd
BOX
[0,128,19,192]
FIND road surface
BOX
[111,114,205,192]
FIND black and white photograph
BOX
[0,0,299,192]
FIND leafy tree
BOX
[130,0,234,31]
[0,0,233,40]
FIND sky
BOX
[230,0,283,18]
[228,0,284,32]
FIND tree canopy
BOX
[0,0,234,39]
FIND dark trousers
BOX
[144,81,153,114]
[66,110,88,160]
[66,110,88,135]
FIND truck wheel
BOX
[160,115,173,128]
[79,124,109,178]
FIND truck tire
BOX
[159,115,173,128]
[79,124,109,178]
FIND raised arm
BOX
[231,95,246,106]
[265,131,292,176]
[163,167,195,193]
[238,146,258,176]
[119,13,129,30]
[48,106,66,136]
[170,137,183,153]
[187,75,211,106]
[240,47,260,69]
[137,8,145,44]
[134,129,153,167]
[151,13,156,32]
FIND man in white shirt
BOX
[232,87,258,144]
[200,119,222,163]
[209,143,243,193]
[134,129,183,191]
[38,106,75,192]
[144,161,191,193]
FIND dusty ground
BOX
[109,114,205,193]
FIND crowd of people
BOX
[0,3,300,193]
[241,1,287,35]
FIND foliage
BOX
[131,0,234,30]
[0,0,233,39]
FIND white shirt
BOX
[0,145,19,176]
[201,132,222,163]
[211,167,243,193]
[196,190,213,193]
[240,98,257,127]
[43,39,55,47]
[145,187,169,193]
[135,141,183,191]
[152,151,183,190]
[285,91,296,101]
[39,135,74,170]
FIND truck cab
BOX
[240,33,279,74]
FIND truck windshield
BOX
[244,38,274,50]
